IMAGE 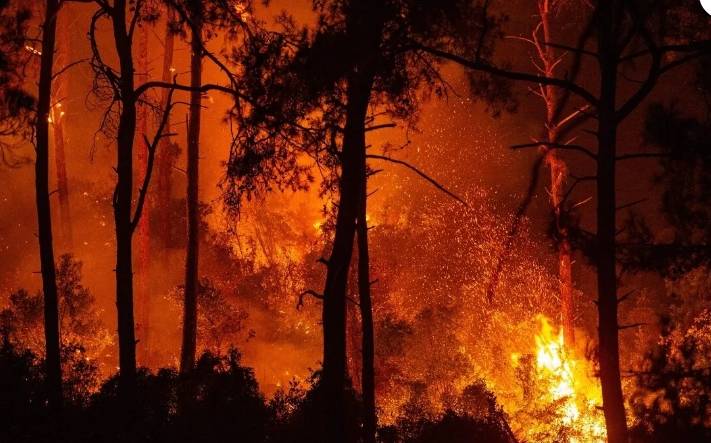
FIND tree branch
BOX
[130,87,175,233]
[297,289,324,310]
[366,154,469,208]
[413,44,599,106]
[511,141,597,160]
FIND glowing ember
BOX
[513,315,606,443]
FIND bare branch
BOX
[616,198,647,211]
[297,290,324,310]
[617,289,638,304]
[511,141,597,160]
[486,153,546,302]
[131,87,176,233]
[365,123,397,132]
[52,58,89,80]
[366,154,469,208]
[542,41,598,58]
[413,44,599,106]
[619,322,647,331]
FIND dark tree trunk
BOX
[322,4,381,440]
[180,1,202,376]
[111,0,138,405]
[322,72,372,441]
[36,0,62,416]
[596,2,628,442]
[357,172,376,443]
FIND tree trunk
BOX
[322,4,382,439]
[357,172,376,443]
[156,7,176,249]
[596,2,628,441]
[547,141,575,347]
[180,2,202,376]
[52,9,72,250]
[322,71,373,441]
[136,22,152,368]
[111,0,138,405]
[539,0,575,347]
[36,0,63,416]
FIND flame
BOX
[233,2,251,21]
[49,102,66,126]
[25,45,42,56]
[513,315,606,443]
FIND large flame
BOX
[513,315,606,443]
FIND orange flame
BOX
[514,315,606,443]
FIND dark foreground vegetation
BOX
[0,341,519,443]
[2,327,710,442]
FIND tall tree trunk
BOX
[52,9,72,250]
[180,1,202,376]
[36,0,62,416]
[111,0,138,405]
[539,0,575,346]
[322,71,373,441]
[596,2,627,441]
[156,7,176,249]
[136,22,152,368]
[322,4,382,440]
[357,172,376,443]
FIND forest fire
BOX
[1,0,710,442]
[511,316,606,443]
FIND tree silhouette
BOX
[223,1,502,439]
[88,0,180,415]
[0,1,33,166]
[35,0,63,417]
[178,0,204,382]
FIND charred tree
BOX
[36,0,63,415]
[180,0,203,376]
[595,3,626,440]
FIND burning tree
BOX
[416,1,711,440]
